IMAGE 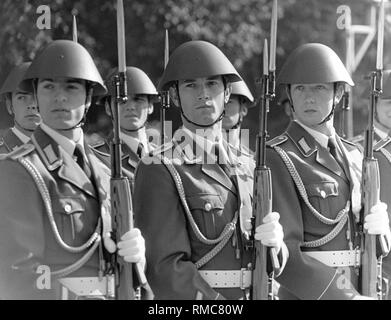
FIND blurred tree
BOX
[0,0,388,143]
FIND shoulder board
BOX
[339,137,357,147]
[266,135,288,148]
[349,134,364,144]
[90,140,106,148]
[0,143,35,161]
[150,141,175,156]
[374,137,391,152]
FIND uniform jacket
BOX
[267,121,364,300]
[0,128,24,153]
[134,127,287,300]
[92,137,156,189]
[0,126,112,299]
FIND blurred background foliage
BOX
[0,0,390,146]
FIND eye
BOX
[315,85,326,90]
[16,95,26,101]
[42,83,54,90]
[206,80,219,87]
[67,83,82,90]
[294,85,304,92]
[184,82,196,88]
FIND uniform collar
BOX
[40,122,86,159]
[294,120,335,150]
[120,129,150,156]
[11,127,30,144]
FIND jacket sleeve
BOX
[0,159,48,299]
[266,148,360,300]
[133,159,221,300]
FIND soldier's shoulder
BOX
[266,134,289,148]
[374,136,391,152]
[0,143,35,161]
[90,140,110,156]
[349,134,364,145]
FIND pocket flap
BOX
[186,194,224,212]
[52,196,85,215]
[306,182,338,199]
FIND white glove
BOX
[254,211,284,254]
[365,202,390,236]
[103,228,146,266]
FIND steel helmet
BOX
[230,80,255,107]
[21,40,107,96]
[277,43,354,86]
[0,62,33,96]
[106,66,159,102]
[158,40,242,91]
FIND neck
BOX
[183,118,222,142]
[297,118,335,136]
[14,122,34,137]
[55,126,82,142]
[121,126,147,144]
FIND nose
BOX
[303,89,315,104]
[197,83,210,101]
[54,88,67,103]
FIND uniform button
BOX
[320,190,326,198]
[204,202,212,212]
[64,204,72,213]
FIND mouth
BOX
[304,109,317,114]
[25,115,40,119]
[52,108,70,113]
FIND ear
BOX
[104,97,112,116]
[85,87,93,110]
[224,83,232,104]
[240,105,248,117]
[147,102,154,115]
[169,86,180,107]
[334,83,345,104]
[5,96,13,116]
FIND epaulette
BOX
[340,136,358,147]
[0,143,35,161]
[150,140,175,156]
[374,137,391,152]
[90,140,106,149]
[349,134,364,144]
[266,134,288,148]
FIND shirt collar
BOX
[374,125,389,140]
[295,120,335,149]
[120,129,149,155]
[40,122,85,157]
[11,127,30,144]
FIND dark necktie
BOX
[73,144,92,179]
[328,136,346,172]
[136,142,145,159]
[214,143,238,187]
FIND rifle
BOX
[160,29,170,145]
[251,5,280,297]
[339,90,350,139]
[72,14,77,43]
[108,0,152,300]
[359,0,388,299]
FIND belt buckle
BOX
[240,268,247,290]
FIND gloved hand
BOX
[365,202,391,236]
[103,228,146,268]
[254,211,284,254]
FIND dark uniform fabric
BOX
[92,138,156,190]
[0,126,112,299]
[267,121,363,299]
[0,128,24,154]
[134,128,279,300]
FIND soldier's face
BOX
[36,77,87,130]
[377,98,391,130]
[9,91,40,131]
[117,94,153,131]
[290,83,335,127]
[177,76,229,127]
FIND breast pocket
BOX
[186,193,224,239]
[305,181,339,215]
[52,196,86,244]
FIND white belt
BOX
[58,276,115,299]
[304,250,361,267]
[199,269,251,289]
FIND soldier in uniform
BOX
[92,66,159,185]
[266,43,391,299]
[0,62,40,153]
[352,71,391,299]
[133,40,288,300]
[222,79,254,153]
[0,40,145,299]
